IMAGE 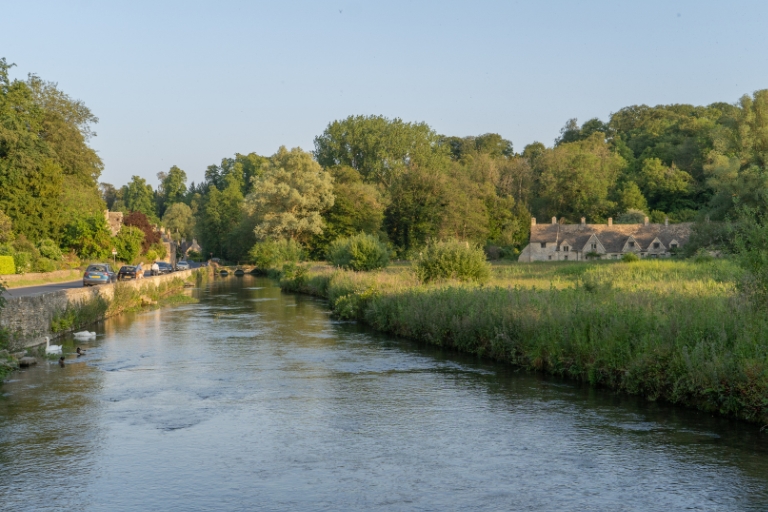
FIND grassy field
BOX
[280,259,768,425]
[2,269,83,289]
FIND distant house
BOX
[518,216,692,262]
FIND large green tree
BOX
[121,176,157,220]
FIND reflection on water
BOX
[1,276,767,511]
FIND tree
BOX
[245,146,334,243]
[384,166,445,252]
[537,133,625,221]
[162,202,194,241]
[123,211,160,253]
[61,214,112,260]
[100,183,119,210]
[114,225,144,263]
[0,210,13,244]
[197,172,245,258]
[314,115,450,186]
[615,181,648,213]
[156,165,187,216]
[122,176,157,220]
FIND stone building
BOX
[518,216,692,262]
[104,211,124,236]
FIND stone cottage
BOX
[518,216,692,262]
[104,210,124,236]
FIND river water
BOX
[1,276,767,511]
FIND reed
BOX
[281,259,768,424]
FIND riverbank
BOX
[280,260,768,425]
[0,268,211,379]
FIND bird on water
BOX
[76,347,86,356]
[59,357,65,368]
[45,336,62,355]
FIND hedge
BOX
[0,255,14,275]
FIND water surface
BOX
[1,276,767,511]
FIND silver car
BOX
[176,260,190,271]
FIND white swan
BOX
[73,331,96,339]
[45,336,62,355]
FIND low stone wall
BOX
[0,270,196,348]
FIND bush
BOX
[621,252,639,262]
[326,233,389,271]
[412,239,490,283]
[34,257,57,273]
[114,226,144,263]
[12,252,32,274]
[37,239,63,260]
[0,255,14,275]
[249,239,304,270]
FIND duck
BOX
[58,356,65,368]
[76,347,86,356]
[45,336,62,355]
[73,331,96,339]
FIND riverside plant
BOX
[280,259,768,424]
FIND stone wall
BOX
[0,269,195,348]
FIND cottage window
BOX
[591,243,597,249]
[653,242,660,249]
[540,242,546,248]
[564,255,568,260]
[671,243,678,249]
[548,255,552,260]
[612,254,618,259]
[628,241,635,248]
[651,254,658,259]
[563,246,569,252]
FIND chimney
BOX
[551,217,557,225]
[581,217,586,225]
[531,217,537,227]
[643,216,649,226]
[664,216,669,226]
[608,217,613,226]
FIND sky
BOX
[2,0,767,188]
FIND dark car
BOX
[83,264,116,286]
[156,261,174,274]
[117,264,144,281]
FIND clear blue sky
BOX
[2,0,767,188]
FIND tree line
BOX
[2,56,767,267]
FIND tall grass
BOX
[281,259,768,424]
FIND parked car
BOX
[83,264,116,286]
[176,260,190,271]
[117,264,144,281]
[156,261,174,274]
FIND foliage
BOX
[0,254,14,274]
[0,210,13,244]
[37,238,62,260]
[156,165,188,217]
[413,239,491,283]
[50,295,109,333]
[248,239,304,270]
[733,208,768,307]
[162,202,194,241]
[326,233,390,271]
[615,209,647,224]
[123,211,160,253]
[621,252,639,262]
[114,226,144,262]
[246,146,335,243]
[61,214,112,260]
[196,172,244,259]
[121,176,157,220]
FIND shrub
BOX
[34,257,57,273]
[37,239,63,260]
[326,233,389,271]
[0,255,14,275]
[621,252,639,262]
[249,239,304,270]
[149,242,167,260]
[12,252,32,274]
[615,209,647,224]
[412,239,490,283]
[114,226,144,263]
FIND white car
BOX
[176,260,190,271]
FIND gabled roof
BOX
[529,222,693,252]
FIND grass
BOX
[280,259,768,425]
[3,269,83,289]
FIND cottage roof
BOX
[529,222,693,252]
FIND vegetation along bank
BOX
[280,258,768,426]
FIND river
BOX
[1,276,767,511]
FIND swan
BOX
[73,331,96,339]
[45,336,62,355]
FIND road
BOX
[3,262,204,299]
